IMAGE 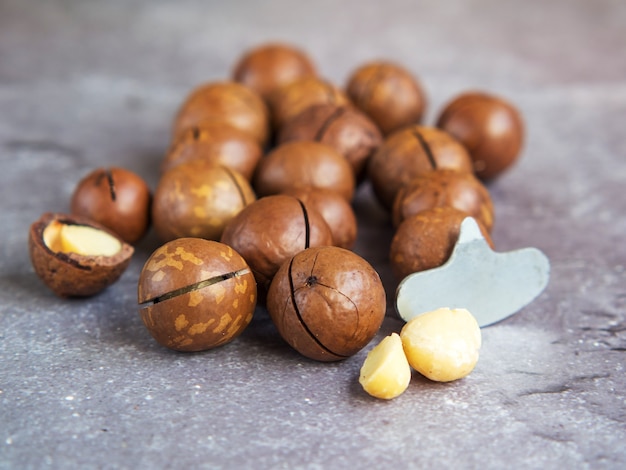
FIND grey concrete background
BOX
[1,0,625,468]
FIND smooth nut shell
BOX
[162,122,263,180]
[278,103,382,179]
[390,207,493,280]
[220,194,333,293]
[436,92,524,180]
[368,126,473,210]
[267,246,386,362]
[152,161,256,242]
[70,167,151,244]
[232,43,317,102]
[29,212,133,297]
[172,81,270,147]
[392,169,494,232]
[253,141,355,201]
[138,238,256,352]
[347,61,426,135]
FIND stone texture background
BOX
[1,0,625,468]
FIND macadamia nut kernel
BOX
[359,333,412,400]
[400,307,481,382]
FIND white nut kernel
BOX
[359,333,411,400]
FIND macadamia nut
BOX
[359,333,412,400]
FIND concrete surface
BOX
[1,0,625,468]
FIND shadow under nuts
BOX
[138,238,256,352]
[267,246,386,362]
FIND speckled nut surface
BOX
[220,194,333,294]
[389,206,493,280]
[172,81,270,147]
[70,167,151,244]
[253,141,355,201]
[346,61,426,135]
[29,212,134,297]
[368,125,473,210]
[392,169,494,231]
[266,246,386,362]
[277,103,382,180]
[232,43,317,102]
[269,76,350,130]
[161,122,263,180]
[152,160,255,243]
[138,238,256,352]
[436,91,524,180]
[285,188,357,249]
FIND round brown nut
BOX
[253,141,355,201]
[389,206,493,280]
[172,81,270,147]
[29,212,134,297]
[346,61,427,136]
[220,194,333,294]
[436,91,524,180]
[285,188,357,249]
[161,122,263,180]
[368,125,473,210]
[232,43,317,102]
[266,246,386,362]
[138,238,256,352]
[152,160,256,243]
[70,167,151,244]
[392,169,495,232]
[269,77,350,130]
[278,103,383,180]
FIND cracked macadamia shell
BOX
[29,212,134,297]
[266,246,386,362]
[138,238,257,352]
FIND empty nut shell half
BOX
[29,212,134,297]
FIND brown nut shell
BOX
[138,238,256,352]
[161,122,263,180]
[392,169,495,232]
[278,103,382,180]
[389,207,493,280]
[70,167,151,244]
[267,246,386,362]
[253,141,355,201]
[220,194,333,294]
[29,212,134,297]
[232,43,317,102]
[152,161,256,243]
[368,126,473,210]
[269,77,350,130]
[172,81,270,147]
[436,91,524,180]
[285,188,357,249]
[346,61,426,135]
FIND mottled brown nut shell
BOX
[267,246,386,362]
[390,207,493,280]
[152,161,256,243]
[29,212,134,297]
[232,43,317,102]
[70,167,151,244]
[392,169,495,232]
[161,122,263,180]
[138,238,256,352]
[172,81,270,147]
[368,126,473,210]
[220,194,333,294]
[269,77,350,130]
[285,188,357,249]
[278,103,382,180]
[253,141,355,201]
[346,61,427,136]
[436,92,524,180]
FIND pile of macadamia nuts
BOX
[29,42,525,389]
